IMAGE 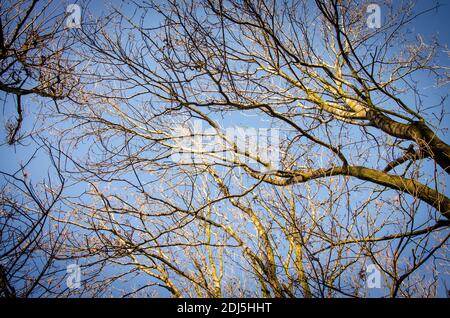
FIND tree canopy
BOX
[1,0,449,298]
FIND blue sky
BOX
[1,0,450,297]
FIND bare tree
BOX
[2,0,450,298]
[0,0,81,144]
[0,1,83,298]
[0,141,69,297]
